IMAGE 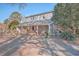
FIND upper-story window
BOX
[43,16,45,19]
[32,17,34,20]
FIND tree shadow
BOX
[0,34,28,56]
[0,36,15,45]
[53,37,79,56]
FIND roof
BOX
[25,11,53,18]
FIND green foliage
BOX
[4,19,9,24]
[8,20,19,30]
[52,3,79,39]
[45,31,48,38]
[60,31,75,41]
[7,12,21,30]
[10,12,21,21]
[7,3,27,10]
[53,4,71,29]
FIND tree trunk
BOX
[71,21,76,35]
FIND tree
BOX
[52,3,79,35]
[53,4,71,29]
[52,3,79,41]
[7,3,27,10]
[4,19,9,24]
[8,20,19,30]
[6,12,21,31]
[9,11,21,21]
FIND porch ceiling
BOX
[19,20,53,26]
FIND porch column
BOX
[36,25,38,35]
[20,26,23,34]
[48,24,51,35]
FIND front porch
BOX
[19,25,50,36]
[19,19,54,36]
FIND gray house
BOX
[19,11,53,35]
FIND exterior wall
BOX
[18,26,27,34]
[38,25,48,35]
[21,12,53,23]
[19,25,49,35]
[26,26,37,33]
[19,26,37,34]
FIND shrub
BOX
[44,31,48,38]
[60,31,75,41]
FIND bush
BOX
[44,31,48,38]
[60,31,75,41]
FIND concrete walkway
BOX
[0,34,79,56]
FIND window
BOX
[43,16,45,19]
[32,26,34,31]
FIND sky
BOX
[0,3,56,23]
